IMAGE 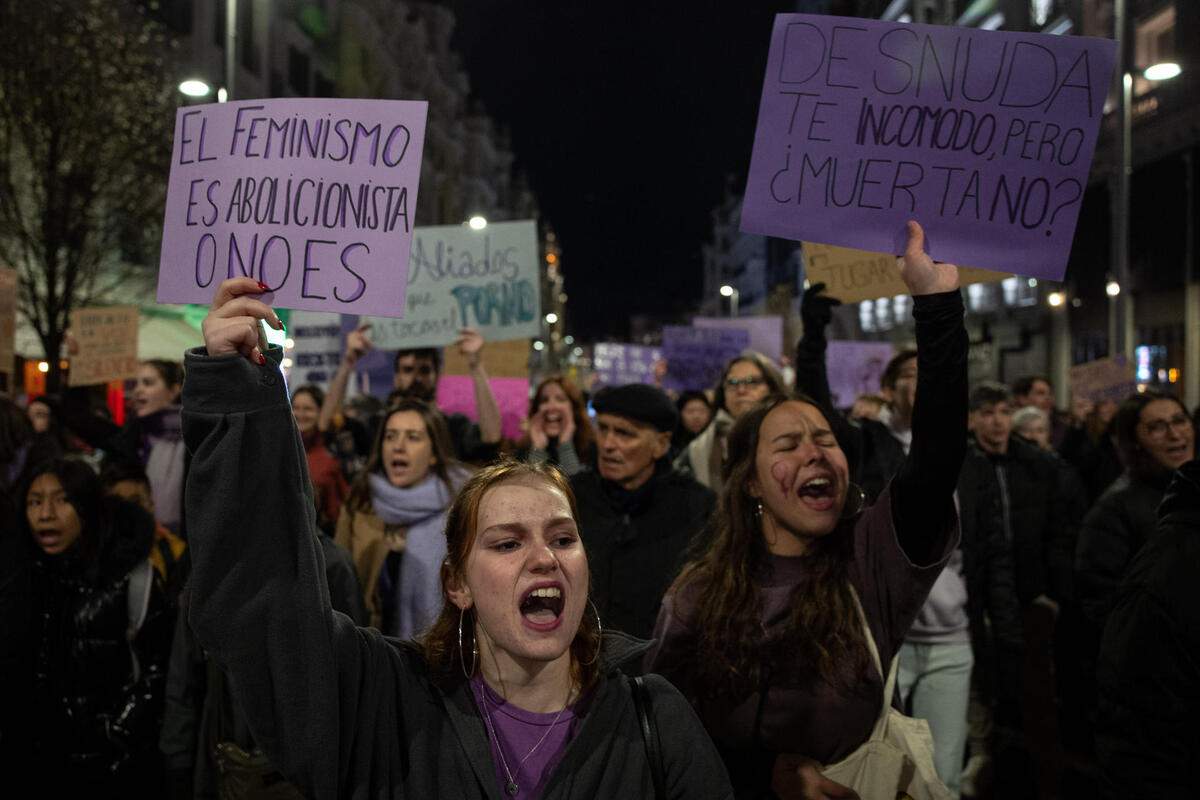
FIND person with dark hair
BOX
[291,383,350,534]
[62,359,189,537]
[1076,390,1194,632]
[1012,374,1071,451]
[1095,458,1200,799]
[514,375,596,475]
[570,383,716,640]
[0,396,36,492]
[319,321,504,465]
[671,390,713,458]
[336,397,472,636]
[20,458,172,796]
[676,351,785,490]
[179,276,733,799]
[649,221,964,799]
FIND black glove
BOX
[800,282,841,339]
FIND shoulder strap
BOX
[125,558,154,682]
[845,584,898,741]
[629,675,666,800]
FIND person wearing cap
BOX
[570,383,716,640]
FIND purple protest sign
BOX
[741,15,1115,280]
[436,375,530,441]
[591,343,663,389]
[662,326,751,393]
[694,316,785,363]
[825,340,896,408]
[157,98,428,315]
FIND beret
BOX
[591,383,678,433]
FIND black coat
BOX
[29,496,172,795]
[571,462,716,640]
[1075,470,1171,631]
[1096,460,1200,800]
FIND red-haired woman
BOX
[178,277,733,799]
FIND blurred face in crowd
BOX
[680,398,712,434]
[883,356,918,424]
[27,400,52,433]
[134,364,180,417]
[724,360,771,419]
[594,413,670,490]
[752,400,850,553]
[970,401,1014,455]
[393,354,438,401]
[448,476,588,676]
[1136,398,1194,472]
[535,382,573,440]
[107,479,155,515]
[1016,417,1051,450]
[291,390,320,436]
[380,410,437,489]
[1018,379,1055,415]
[26,473,83,556]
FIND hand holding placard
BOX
[897,221,959,295]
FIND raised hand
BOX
[454,327,484,369]
[344,322,374,364]
[201,278,284,364]
[896,221,959,296]
[801,282,841,336]
[528,407,549,450]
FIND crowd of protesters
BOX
[0,230,1196,798]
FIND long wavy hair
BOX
[422,459,602,693]
[345,398,461,512]
[668,393,872,700]
[518,375,596,460]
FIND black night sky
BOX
[444,1,798,341]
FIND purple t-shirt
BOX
[470,673,584,798]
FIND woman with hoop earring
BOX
[180,276,732,799]
[647,221,967,799]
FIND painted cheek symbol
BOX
[770,461,793,494]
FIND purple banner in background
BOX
[693,316,785,363]
[662,326,751,393]
[436,376,530,441]
[826,340,895,408]
[741,14,1115,280]
[591,343,663,389]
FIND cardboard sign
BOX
[825,340,896,407]
[442,337,530,379]
[742,14,1116,280]
[365,220,541,349]
[69,306,140,387]
[435,375,529,441]
[693,316,785,362]
[157,98,428,316]
[287,310,347,389]
[1069,355,1137,403]
[802,242,1010,303]
[662,326,751,393]
[0,267,15,380]
[591,343,663,389]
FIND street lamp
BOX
[179,79,211,97]
[720,284,739,317]
[468,216,487,230]
[1048,292,1065,307]
[544,312,559,325]
[1143,62,1181,81]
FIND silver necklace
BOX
[477,681,575,797]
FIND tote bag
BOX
[821,587,950,800]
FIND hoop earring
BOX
[841,483,867,519]
[579,600,603,666]
[458,607,478,680]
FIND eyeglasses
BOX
[725,376,766,389]
[1142,414,1193,438]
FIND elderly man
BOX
[570,383,715,640]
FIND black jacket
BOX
[1075,470,1171,631]
[29,496,172,794]
[571,463,716,640]
[1096,460,1200,800]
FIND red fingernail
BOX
[257,353,267,365]
[257,281,269,292]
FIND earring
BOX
[458,607,478,680]
[754,499,764,522]
[841,483,867,519]
[579,600,603,666]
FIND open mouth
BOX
[796,475,835,511]
[519,584,564,629]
